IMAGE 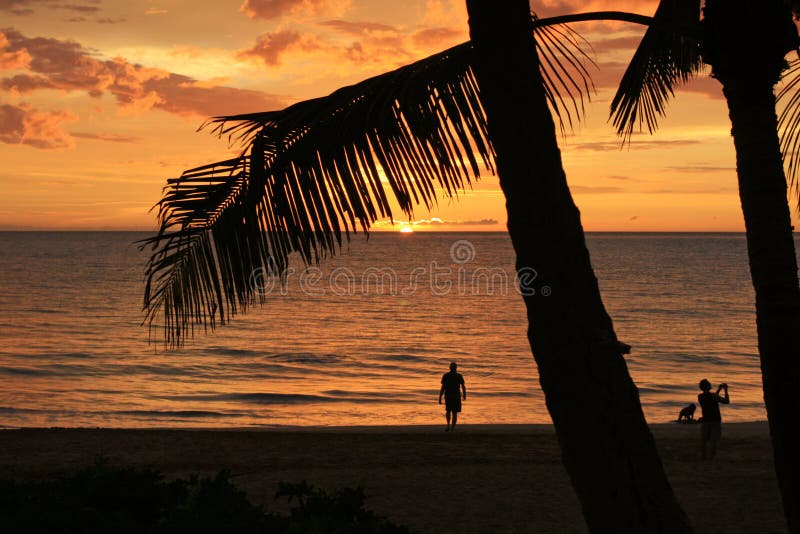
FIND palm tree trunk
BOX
[726,82,800,534]
[703,1,800,530]
[465,0,691,531]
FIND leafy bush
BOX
[0,460,410,533]
[273,481,410,533]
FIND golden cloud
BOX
[0,102,77,149]
[237,30,322,66]
[1,29,286,117]
[0,30,31,70]
[240,0,351,20]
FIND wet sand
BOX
[0,422,785,532]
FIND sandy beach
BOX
[0,422,785,532]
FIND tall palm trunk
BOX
[465,1,691,531]
[703,1,800,530]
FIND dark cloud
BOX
[320,19,396,35]
[240,0,302,19]
[1,29,286,117]
[646,187,737,194]
[64,16,125,23]
[142,74,285,116]
[665,164,735,173]
[236,30,319,66]
[0,73,51,91]
[0,102,75,149]
[607,174,641,181]
[570,185,625,194]
[60,3,99,13]
[0,0,100,16]
[0,31,30,69]
[572,139,700,151]
[240,0,346,20]
[71,131,139,142]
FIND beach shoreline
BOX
[0,420,771,432]
[0,422,783,532]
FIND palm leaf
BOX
[778,58,800,199]
[609,0,703,141]
[534,13,597,135]
[142,22,595,347]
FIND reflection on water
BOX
[0,231,781,427]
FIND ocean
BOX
[0,231,778,428]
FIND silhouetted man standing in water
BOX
[439,362,466,432]
[698,378,730,460]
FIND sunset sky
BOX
[2,0,797,231]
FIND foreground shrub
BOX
[0,460,410,533]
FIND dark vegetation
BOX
[0,460,410,533]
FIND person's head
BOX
[699,378,711,392]
[450,362,457,372]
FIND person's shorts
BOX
[701,420,721,443]
[445,397,462,413]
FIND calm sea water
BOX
[0,231,784,428]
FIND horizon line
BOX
[0,228,769,234]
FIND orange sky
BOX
[1,0,797,231]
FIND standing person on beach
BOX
[698,379,730,460]
[439,362,466,432]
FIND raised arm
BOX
[719,384,731,404]
[717,384,730,404]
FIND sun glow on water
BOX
[0,232,773,427]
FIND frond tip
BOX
[141,43,494,347]
[533,14,597,134]
[610,0,703,142]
